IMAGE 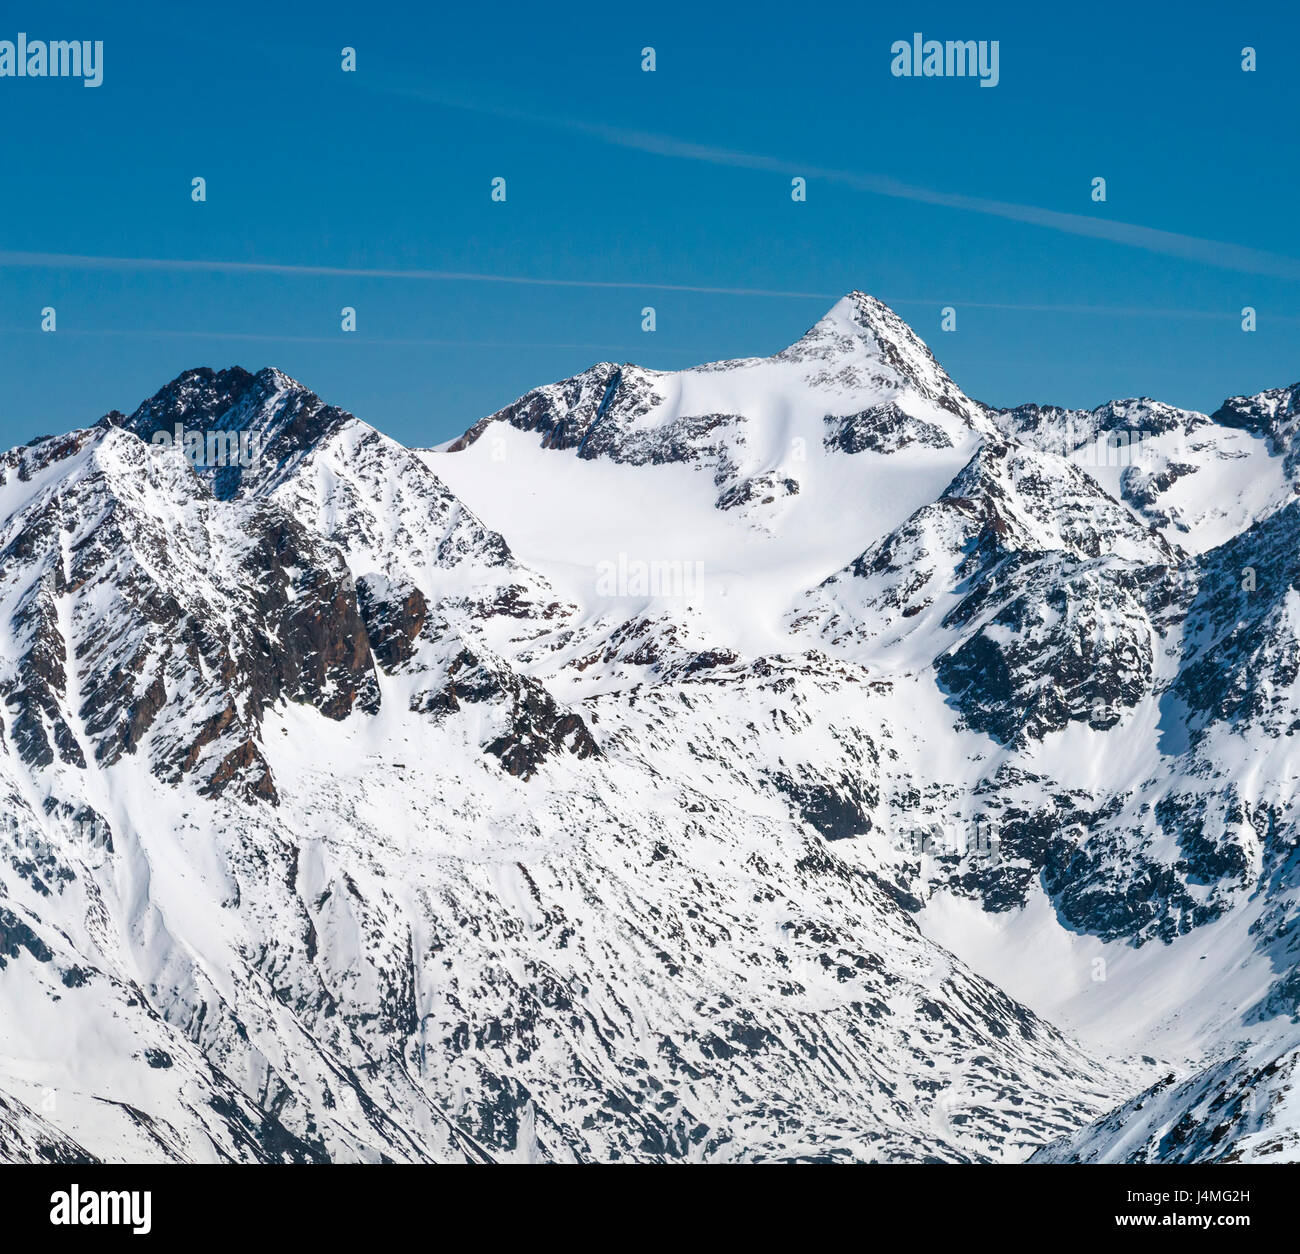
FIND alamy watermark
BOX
[151,425,264,468]
[891,34,999,87]
[2,820,110,868]
[0,34,102,87]
[595,554,705,599]
[1065,423,1151,467]
[889,820,1000,863]
[50,1187,151,1235]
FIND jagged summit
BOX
[1212,381,1300,470]
[115,365,284,431]
[105,365,355,498]
[783,291,926,360]
[776,291,977,420]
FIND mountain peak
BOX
[120,366,292,435]
[779,291,976,420]
[841,288,902,323]
[111,365,353,498]
[795,291,934,360]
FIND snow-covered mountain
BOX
[1,292,1297,1162]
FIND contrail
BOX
[382,87,1300,283]
[0,324,703,352]
[0,252,1280,321]
[0,251,833,300]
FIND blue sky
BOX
[1,0,1296,451]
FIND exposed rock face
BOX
[357,574,429,673]
[1033,1042,1300,1163]
[716,473,800,512]
[2,293,1300,1165]
[1212,382,1300,464]
[449,363,666,458]
[0,1087,95,1164]
[824,402,953,455]
[936,558,1158,744]
[0,427,388,804]
[414,644,600,779]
